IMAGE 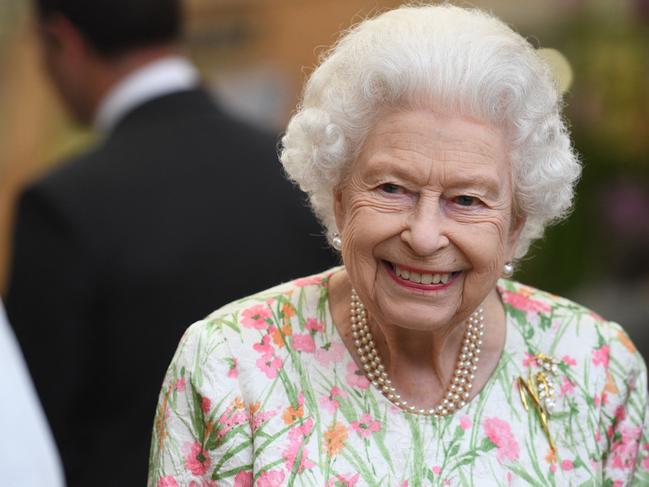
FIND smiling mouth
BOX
[384,261,461,287]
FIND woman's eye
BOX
[454,195,479,207]
[379,183,403,194]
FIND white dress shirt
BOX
[94,56,200,133]
[0,301,65,486]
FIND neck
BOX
[329,268,507,412]
[88,44,179,121]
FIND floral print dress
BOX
[148,269,649,486]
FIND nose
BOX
[400,195,450,256]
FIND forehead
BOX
[356,110,509,184]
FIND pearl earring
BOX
[503,261,514,278]
[332,233,342,251]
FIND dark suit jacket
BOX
[5,88,337,486]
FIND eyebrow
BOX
[364,154,504,194]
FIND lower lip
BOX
[384,261,460,291]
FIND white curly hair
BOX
[280,3,581,260]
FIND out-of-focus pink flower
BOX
[184,441,211,476]
[292,333,316,353]
[242,304,272,330]
[432,466,442,474]
[483,417,520,463]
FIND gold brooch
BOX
[518,353,560,454]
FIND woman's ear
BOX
[506,212,526,261]
[333,184,346,233]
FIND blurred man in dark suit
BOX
[4,0,335,485]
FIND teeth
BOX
[394,265,453,285]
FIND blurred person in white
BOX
[0,300,65,487]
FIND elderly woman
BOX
[148,5,648,486]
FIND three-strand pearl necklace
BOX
[350,288,485,416]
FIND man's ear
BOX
[40,14,91,62]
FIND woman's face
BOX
[334,110,521,331]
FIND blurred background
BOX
[1,0,648,356]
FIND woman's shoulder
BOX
[179,268,339,352]
[499,278,644,373]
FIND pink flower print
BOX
[641,455,649,470]
[595,430,602,442]
[346,361,370,389]
[351,413,381,438]
[257,469,286,487]
[561,459,574,471]
[562,355,576,366]
[256,353,283,379]
[315,342,346,366]
[294,275,323,287]
[327,473,360,486]
[233,470,253,487]
[174,377,186,392]
[522,352,537,367]
[320,386,347,414]
[292,333,316,353]
[320,395,339,414]
[227,358,238,378]
[615,405,626,422]
[189,481,217,487]
[217,404,249,438]
[201,397,211,413]
[184,441,211,476]
[304,318,324,332]
[432,466,442,475]
[550,463,557,473]
[283,430,315,473]
[592,345,610,368]
[501,290,551,314]
[560,377,575,396]
[610,424,642,470]
[460,415,472,430]
[399,482,409,487]
[157,476,179,487]
[253,335,274,355]
[483,417,520,463]
[242,304,272,330]
[250,407,277,432]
